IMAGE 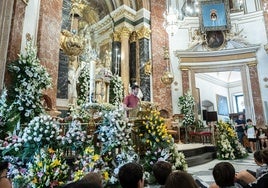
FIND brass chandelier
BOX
[160,46,174,85]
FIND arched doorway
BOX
[175,45,265,125]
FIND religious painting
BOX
[216,94,229,116]
[199,0,231,32]
[205,30,226,50]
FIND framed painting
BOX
[199,0,231,32]
[216,94,229,116]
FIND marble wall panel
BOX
[151,0,172,114]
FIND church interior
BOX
[1,0,268,187]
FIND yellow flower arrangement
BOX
[140,110,173,147]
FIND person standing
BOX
[235,114,246,145]
[244,119,258,152]
[123,85,140,110]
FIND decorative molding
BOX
[137,26,151,39]
[247,61,257,67]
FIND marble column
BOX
[119,27,131,96]
[111,32,121,76]
[0,0,14,90]
[137,26,151,101]
[129,31,138,85]
[38,0,63,109]
[247,62,265,125]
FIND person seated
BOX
[152,160,172,187]
[118,162,144,188]
[0,160,12,188]
[209,162,244,188]
[258,128,268,150]
[165,170,199,188]
[236,149,268,187]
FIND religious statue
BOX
[103,50,111,69]
[68,60,85,106]
[144,60,152,75]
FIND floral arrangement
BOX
[109,75,124,106]
[61,120,91,155]
[138,110,187,178]
[97,106,132,154]
[7,34,51,124]
[72,146,105,181]
[77,62,91,106]
[22,115,61,148]
[139,110,173,148]
[215,121,248,159]
[72,107,137,186]
[26,147,69,188]
[4,156,28,188]
[177,91,195,126]
[0,88,16,140]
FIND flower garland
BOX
[215,121,248,159]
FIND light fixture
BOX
[161,46,174,85]
[163,0,180,36]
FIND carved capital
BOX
[137,26,151,39]
[118,26,131,39]
[111,32,121,42]
[180,66,189,70]
[247,61,257,67]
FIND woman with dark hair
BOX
[0,161,12,188]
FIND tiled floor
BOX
[188,152,258,187]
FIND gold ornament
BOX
[161,71,174,85]
[60,30,85,60]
